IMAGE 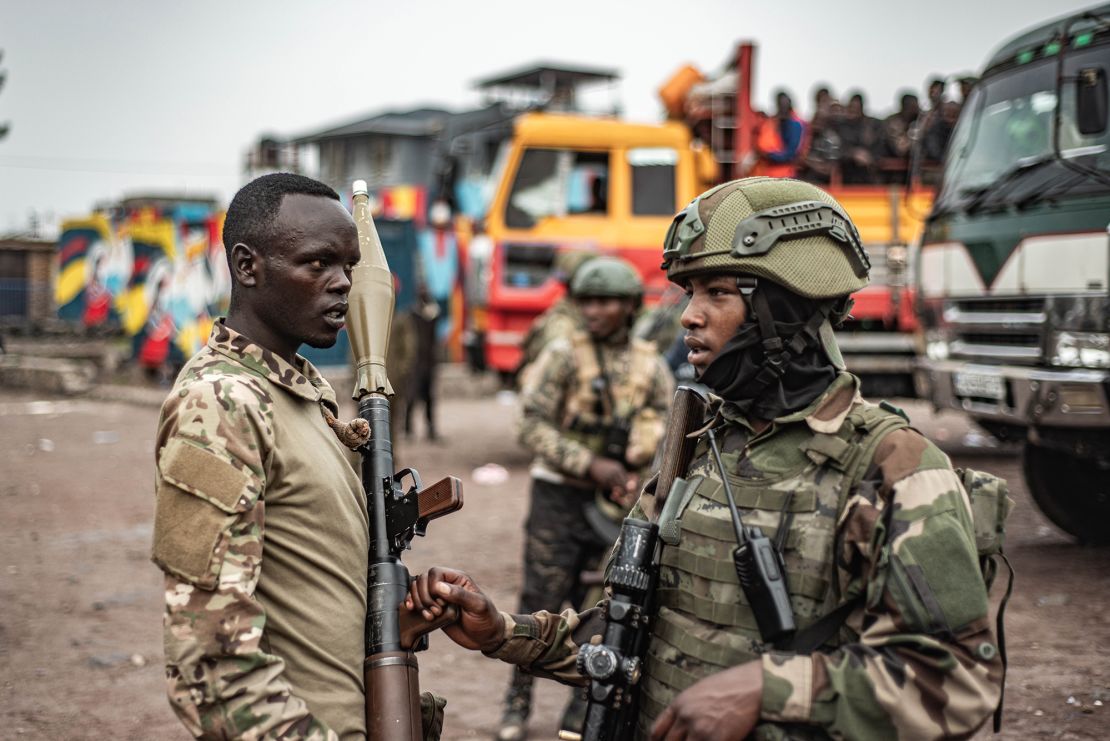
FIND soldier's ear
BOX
[230,243,261,288]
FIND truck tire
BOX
[1023,441,1110,545]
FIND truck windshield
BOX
[939,45,1110,207]
[505,148,609,228]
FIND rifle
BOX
[347,179,463,740]
[571,517,660,741]
[560,385,708,741]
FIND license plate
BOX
[954,371,1006,400]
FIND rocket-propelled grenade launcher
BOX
[348,180,463,740]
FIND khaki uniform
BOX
[152,321,368,740]
[487,374,1003,740]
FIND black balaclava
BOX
[697,278,837,420]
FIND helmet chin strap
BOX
[745,281,834,397]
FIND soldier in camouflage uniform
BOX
[151,173,439,740]
[515,249,596,388]
[497,256,674,740]
[410,178,1004,740]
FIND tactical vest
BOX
[562,332,663,468]
[637,401,908,740]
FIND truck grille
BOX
[944,297,1047,364]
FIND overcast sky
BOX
[0,0,1096,235]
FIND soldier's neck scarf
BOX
[697,280,836,421]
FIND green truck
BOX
[916,4,1110,543]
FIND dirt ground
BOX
[1,382,1107,740]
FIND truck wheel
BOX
[1023,441,1110,545]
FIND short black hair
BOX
[223,173,340,256]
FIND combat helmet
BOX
[661,177,871,373]
[570,256,644,299]
[661,177,869,297]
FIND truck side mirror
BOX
[1076,67,1108,135]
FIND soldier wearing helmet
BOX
[412,179,1003,741]
[495,255,675,740]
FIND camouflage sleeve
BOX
[484,607,604,686]
[517,341,595,477]
[761,429,1003,740]
[153,378,338,741]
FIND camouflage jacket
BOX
[518,328,674,484]
[152,321,368,741]
[490,374,1003,739]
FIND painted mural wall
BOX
[55,202,230,371]
[52,188,460,371]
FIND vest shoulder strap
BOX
[570,331,601,407]
[800,401,910,491]
[626,337,662,412]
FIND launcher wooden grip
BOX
[417,476,463,521]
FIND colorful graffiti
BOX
[52,187,465,371]
[56,202,230,372]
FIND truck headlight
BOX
[925,330,949,360]
[1051,331,1110,368]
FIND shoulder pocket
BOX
[956,467,1012,558]
[889,510,990,634]
[152,438,261,589]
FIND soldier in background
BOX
[496,256,674,741]
[515,249,595,387]
[405,286,442,442]
[411,178,1004,741]
[387,302,417,456]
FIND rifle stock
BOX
[647,385,708,520]
[347,180,463,740]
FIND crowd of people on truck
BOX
[750,75,976,185]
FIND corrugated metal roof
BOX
[293,107,453,143]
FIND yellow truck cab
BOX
[482,112,713,374]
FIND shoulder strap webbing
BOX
[839,406,911,490]
[625,338,661,413]
[569,332,603,418]
[786,595,863,652]
[993,551,1015,732]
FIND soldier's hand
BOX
[588,457,630,493]
[610,473,640,509]
[406,567,505,653]
[650,660,762,741]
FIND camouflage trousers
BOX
[506,478,611,700]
